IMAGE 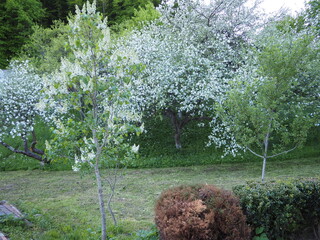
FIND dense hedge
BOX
[155,184,251,240]
[233,178,320,240]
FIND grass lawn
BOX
[1,157,320,239]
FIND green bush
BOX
[134,225,159,240]
[155,184,251,240]
[233,178,320,240]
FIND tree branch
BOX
[0,139,44,162]
[246,146,263,158]
[267,146,297,159]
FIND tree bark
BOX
[261,123,271,183]
[165,109,185,149]
[174,129,182,149]
[261,156,267,183]
[94,163,107,240]
[106,170,118,226]
[164,109,211,149]
[0,137,48,164]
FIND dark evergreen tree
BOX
[0,0,44,68]
[40,0,70,26]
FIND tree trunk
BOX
[164,109,211,149]
[165,109,188,149]
[94,163,107,240]
[261,126,271,183]
[107,182,117,225]
[261,156,267,183]
[174,129,182,149]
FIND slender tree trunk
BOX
[261,156,267,183]
[107,182,117,225]
[261,126,271,183]
[94,163,107,240]
[102,0,106,16]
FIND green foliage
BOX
[134,225,159,240]
[253,228,269,240]
[128,117,233,168]
[0,214,25,226]
[155,184,251,240]
[305,0,320,33]
[104,0,161,26]
[19,20,71,74]
[0,0,45,68]
[64,0,161,27]
[233,178,320,240]
[111,2,160,36]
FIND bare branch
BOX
[246,146,263,158]
[0,139,44,162]
[267,146,297,159]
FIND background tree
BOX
[0,61,47,163]
[213,23,320,182]
[123,0,261,149]
[111,1,161,35]
[65,0,162,25]
[305,0,320,33]
[39,0,70,26]
[104,0,161,25]
[0,0,45,68]
[41,2,142,239]
[19,20,71,74]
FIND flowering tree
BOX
[40,2,142,239]
[123,0,262,149]
[0,61,47,163]
[213,23,320,182]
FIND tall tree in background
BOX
[0,0,44,68]
[40,0,70,26]
[124,0,262,149]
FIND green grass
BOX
[1,157,320,239]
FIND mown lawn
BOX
[1,157,320,239]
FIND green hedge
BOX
[233,178,320,240]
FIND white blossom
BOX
[0,61,43,139]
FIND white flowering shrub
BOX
[40,2,142,239]
[0,61,47,163]
[122,0,262,148]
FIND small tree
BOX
[0,61,47,163]
[213,23,320,182]
[40,2,142,239]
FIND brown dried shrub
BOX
[155,184,251,240]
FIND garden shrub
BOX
[233,178,320,240]
[155,184,251,240]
